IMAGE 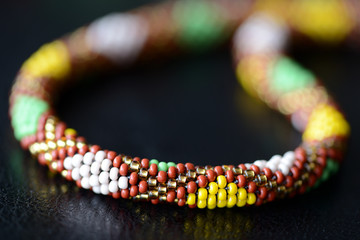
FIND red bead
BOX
[247,181,257,193]
[177,163,186,174]
[151,198,159,205]
[275,171,284,184]
[188,204,197,208]
[308,174,317,187]
[38,153,46,166]
[157,171,167,183]
[149,164,158,176]
[294,159,304,170]
[113,156,122,168]
[255,197,263,206]
[295,147,307,163]
[226,170,234,183]
[237,175,246,188]
[76,180,81,188]
[58,148,67,160]
[78,145,88,155]
[168,166,177,179]
[121,189,129,199]
[90,145,100,154]
[258,187,267,199]
[177,186,186,199]
[178,198,186,207]
[51,150,58,160]
[119,163,128,176]
[130,185,138,197]
[197,175,208,188]
[267,191,276,202]
[214,166,223,176]
[317,147,327,157]
[285,176,294,188]
[129,172,138,185]
[67,146,77,157]
[314,165,323,178]
[56,160,63,172]
[290,167,300,179]
[185,163,195,171]
[250,165,260,175]
[316,156,326,167]
[36,131,45,142]
[239,164,247,170]
[141,158,149,169]
[263,167,273,179]
[107,151,117,160]
[66,170,72,181]
[167,191,176,202]
[206,169,216,182]
[187,181,197,193]
[139,180,148,193]
[112,192,121,199]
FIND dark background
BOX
[1,0,360,239]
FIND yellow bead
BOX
[238,187,247,200]
[227,182,237,195]
[218,188,227,201]
[247,192,256,205]
[197,199,207,209]
[187,193,196,205]
[207,194,216,207]
[198,188,208,200]
[64,128,77,137]
[236,198,247,207]
[226,194,237,208]
[217,175,227,189]
[208,182,218,194]
[208,203,216,210]
[217,199,227,208]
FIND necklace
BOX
[9,0,353,209]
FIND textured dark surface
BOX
[1,1,360,239]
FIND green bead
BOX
[167,162,176,168]
[11,95,49,140]
[158,162,168,172]
[149,159,159,166]
[270,57,316,94]
[173,0,227,51]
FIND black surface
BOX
[1,1,360,239]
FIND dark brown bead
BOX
[141,158,149,169]
[206,169,216,182]
[130,185,138,197]
[139,180,148,193]
[185,163,195,171]
[290,167,300,179]
[177,186,186,199]
[166,191,176,202]
[157,171,167,183]
[129,172,138,185]
[168,166,177,179]
[90,145,101,154]
[247,181,257,193]
[226,170,234,183]
[275,171,284,184]
[197,175,208,188]
[149,164,158,176]
[285,176,294,188]
[107,151,117,160]
[250,165,260,175]
[113,156,122,168]
[187,181,197,193]
[178,198,186,207]
[177,163,186,174]
[258,187,267,199]
[214,166,223,176]
[119,163,128,176]
[263,167,273,179]
[237,175,246,188]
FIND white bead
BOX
[99,171,109,184]
[278,163,290,175]
[118,176,128,189]
[63,157,73,170]
[89,175,100,187]
[79,165,90,177]
[95,150,106,162]
[81,177,90,189]
[71,154,83,168]
[101,159,112,171]
[283,151,295,160]
[109,167,119,181]
[244,163,252,169]
[108,180,118,193]
[254,160,266,170]
[266,162,278,173]
[83,152,94,165]
[91,162,101,175]
[100,184,109,195]
[71,167,80,180]
[281,151,295,168]
[92,186,101,194]
[268,155,282,165]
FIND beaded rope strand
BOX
[9,0,354,209]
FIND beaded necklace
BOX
[10,0,354,209]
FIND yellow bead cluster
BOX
[186,175,257,209]
[303,103,350,142]
[21,40,71,80]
